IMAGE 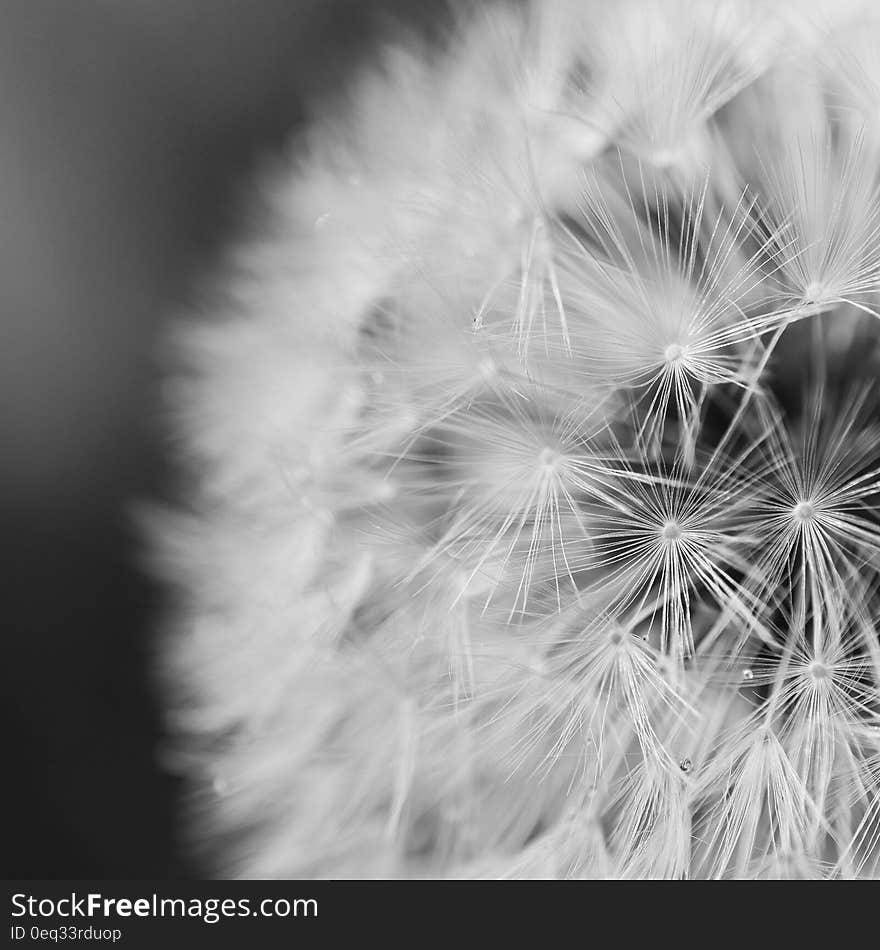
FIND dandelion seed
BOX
[403,391,627,615]
[744,387,880,631]
[604,754,694,879]
[824,17,880,130]
[557,166,785,455]
[472,594,694,795]
[696,724,814,878]
[757,127,880,318]
[573,0,776,171]
[574,444,770,660]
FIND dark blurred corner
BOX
[1,0,448,877]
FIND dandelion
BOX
[158,0,880,878]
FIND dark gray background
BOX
[1,0,449,878]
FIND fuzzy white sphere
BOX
[158,0,880,879]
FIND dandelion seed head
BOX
[161,0,880,880]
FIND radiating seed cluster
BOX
[162,0,880,878]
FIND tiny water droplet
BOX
[742,668,754,681]
[679,757,692,773]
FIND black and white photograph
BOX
[6,0,880,901]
